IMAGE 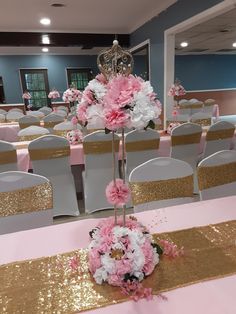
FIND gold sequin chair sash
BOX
[0,150,17,165]
[191,118,211,126]
[129,175,194,205]
[198,161,236,190]
[83,140,120,155]
[19,121,41,130]
[19,134,47,141]
[0,182,53,217]
[206,128,235,141]
[125,138,160,152]
[53,129,71,138]
[29,146,70,160]
[44,121,63,128]
[171,132,202,146]
[179,102,203,109]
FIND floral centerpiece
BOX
[66,129,83,145]
[63,86,82,108]
[22,90,32,109]
[48,88,60,99]
[76,40,164,300]
[168,79,186,122]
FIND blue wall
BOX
[131,0,223,102]
[175,54,236,90]
[0,55,98,103]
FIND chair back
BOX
[188,99,204,115]
[129,157,194,212]
[28,135,79,216]
[0,171,53,234]
[26,110,45,119]
[57,105,68,113]
[0,140,17,172]
[18,126,49,141]
[0,113,5,122]
[198,150,236,200]
[125,129,160,178]
[178,99,191,116]
[8,108,23,113]
[83,131,120,213]
[203,99,215,115]
[0,109,7,115]
[203,121,235,159]
[19,115,40,129]
[39,106,52,115]
[6,111,24,122]
[53,121,76,137]
[190,112,212,126]
[43,113,64,132]
[56,109,67,118]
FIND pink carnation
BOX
[83,89,95,105]
[95,73,107,85]
[104,108,130,131]
[77,102,88,124]
[105,179,130,206]
[71,116,78,125]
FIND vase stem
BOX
[121,128,126,226]
[112,131,117,225]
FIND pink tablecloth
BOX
[15,135,205,171]
[1,196,236,313]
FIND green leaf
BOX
[144,120,155,130]
[151,243,163,255]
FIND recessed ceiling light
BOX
[40,18,51,25]
[232,42,236,48]
[42,47,49,52]
[51,3,66,7]
[180,41,189,48]
[42,35,50,45]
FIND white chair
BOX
[27,110,45,119]
[67,113,76,121]
[188,99,204,115]
[57,105,68,113]
[190,112,212,127]
[0,141,18,172]
[6,111,24,122]
[18,126,49,141]
[198,150,236,201]
[178,99,191,116]
[0,109,7,115]
[202,121,235,159]
[8,108,23,113]
[56,109,67,118]
[28,135,80,217]
[19,115,40,129]
[43,113,64,132]
[129,157,194,212]
[203,99,215,115]
[0,113,5,122]
[170,122,202,193]
[83,131,120,213]
[0,171,53,234]
[39,106,52,115]
[125,129,160,178]
[53,121,77,138]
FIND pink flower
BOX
[172,109,178,117]
[71,116,78,125]
[83,89,95,105]
[95,73,107,85]
[88,250,102,273]
[159,239,184,258]
[107,274,123,286]
[104,108,130,131]
[105,179,130,206]
[77,102,88,124]
[142,240,156,275]
[115,259,132,276]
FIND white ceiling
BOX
[176,8,236,55]
[0,0,176,34]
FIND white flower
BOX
[113,226,129,238]
[141,81,153,95]
[101,254,116,273]
[94,267,108,284]
[88,79,107,100]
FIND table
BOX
[0,103,26,114]
[0,196,236,313]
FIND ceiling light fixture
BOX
[232,42,236,48]
[40,18,51,25]
[42,35,50,45]
[180,41,189,48]
[51,3,66,7]
[42,47,49,52]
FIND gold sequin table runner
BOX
[1,220,236,313]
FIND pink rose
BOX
[104,108,130,131]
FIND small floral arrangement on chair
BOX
[166,122,181,134]
[48,89,60,99]
[66,129,83,145]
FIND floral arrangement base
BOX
[88,216,163,291]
